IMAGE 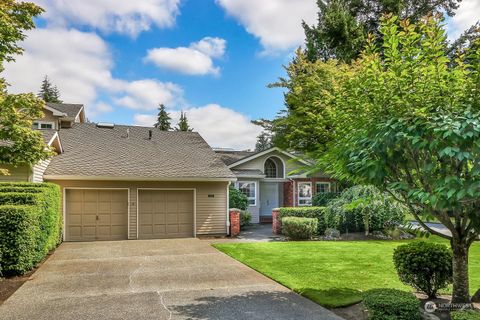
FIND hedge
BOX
[451,311,480,320]
[279,207,332,235]
[281,217,317,240]
[0,182,62,275]
[363,288,421,320]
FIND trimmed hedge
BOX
[451,311,480,320]
[0,182,62,275]
[281,217,317,240]
[363,288,421,320]
[279,207,331,235]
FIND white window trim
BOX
[236,181,257,207]
[34,120,56,130]
[315,182,331,194]
[297,181,312,206]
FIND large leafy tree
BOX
[280,15,480,303]
[303,0,461,62]
[175,111,193,132]
[38,75,62,103]
[153,104,172,131]
[255,131,273,152]
[0,1,51,174]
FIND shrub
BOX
[279,207,332,234]
[324,228,340,239]
[451,311,480,320]
[325,185,407,234]
[240,210,252,229]
[229,186,248,210]
[363,288,421,320]
[312,192,340,206]
[393,241,453,298]
[281,217,317,240]
[0,183,62,275]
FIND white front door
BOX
[260,182,279,216]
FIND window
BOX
[298,182,312,206]
[264,158,277,178]
[236,181,256,206]
[33,121,55,130]
[316,182,331,194]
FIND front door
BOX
[260,182,279,216]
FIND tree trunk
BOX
[451,240,471,303]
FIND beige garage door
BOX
[138,190,194,239]
[65,189,128,241]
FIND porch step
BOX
[260,216,273,224]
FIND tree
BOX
[38,75,62,103]
[0,1,50,174]
[175,112,193,132]
[255,131,272,152]
[153,104,172,131]
[279,15,480,303]
[303,0,461,62]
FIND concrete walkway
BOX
[0,239,342,320]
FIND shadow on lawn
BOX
[170,290,341,320]
[299,288,364,308]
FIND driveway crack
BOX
[157,291,172,320]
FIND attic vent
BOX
[96,122,115,129]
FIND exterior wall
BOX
[39,109,60,129]
[0,164,31,182]
[32,159,51,182]
[233,150,300,176]
[46,179,229,239]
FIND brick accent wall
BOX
[229,209,241,237]
[283,181,294,207]
[272,209,281,235]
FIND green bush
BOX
[451,311,480,320]
[363,288,421,320]
[240,210,252,229]
[279,207,331,235]
[312,192,340,206]
[281,217,317,240]
[393,241,453,298]
[0,183,62,275]
[325,185,407,234]
[229,186,248,210]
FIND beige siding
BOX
[32,159,51,182]
[46,180,229,239]
[0,164,31,182]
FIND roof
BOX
[44,123,236,180]
[46,103,84,119]
[40,130,58,144]
[214,150,256,166]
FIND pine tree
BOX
[255,131,272,151]
[153,104,172,131]
[175,111,193,132]
[38,75,62,103]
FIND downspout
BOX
[226,181,231,235]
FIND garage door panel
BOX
[111,202,127,213]
[153,213,165,224]
[83,190,98,201]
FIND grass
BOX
[213,237,480,308]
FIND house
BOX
[1,102,334,241]
[215,148,336,223]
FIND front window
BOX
[316,182,331,194]
[264,158,277,178]
[33,121,55,130]
[236,181,256,206]
[298,182,312,206]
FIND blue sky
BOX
[4,0,478,149]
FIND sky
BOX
[3,0,479,150]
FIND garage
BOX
[65,189,129,241]
[138,189,194,239]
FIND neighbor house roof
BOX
[44,123,236,181]
[214,150,256,166]
[46,103,84,119]
[216,147,312,168]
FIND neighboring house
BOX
[215,147,336,223]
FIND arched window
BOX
[264,158,277,178]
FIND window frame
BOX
[297,181,312,206]
[235,181,257,207]
[315,182,331,194]
[264,158,277,178]
[33,121,55,130]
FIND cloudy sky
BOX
[4,0,479,150]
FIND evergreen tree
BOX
[255,131,272,152]
[153,104,172,131]
[175,112,193,132]
[38,75,62,103]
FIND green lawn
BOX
[213,237,480,308]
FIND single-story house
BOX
[1,103,334,241]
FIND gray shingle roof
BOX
[46,103,83,118]
[44,123,235,180]
[40,130,58,144]
[214,150,256,166]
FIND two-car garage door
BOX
[65,189,194,241]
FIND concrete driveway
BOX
[0,239,342,320]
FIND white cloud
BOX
[34,0,181,37]
[216,0,317,52]
[447,0,480,40]
[3,28,184,116]
[134,104,262,149]
[145,37,226,75]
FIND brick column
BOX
[229,209,241,237]
[283,181,294,207]
[272,208,281,235]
